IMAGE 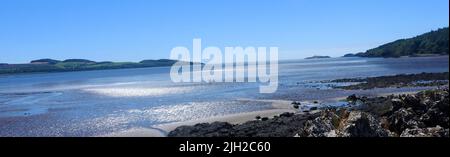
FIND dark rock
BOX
[340,111,389,137]
[292,101,301,109]
[387,108,419,134]
[355,96,393,116]
[292,101,301,105]
[402,95,426,112]
[347,94,358,102]
[310,107,318,111]
[301,110,389,137]
[169,87,449,137]
[300,110,340,137]
[168,122,234,137]
[331,72,449,90]
[168,113,320,137]
[280,112,294,118]
[419,92,449,128]
[391,98,404,111]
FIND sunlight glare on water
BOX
[83,86,193,97]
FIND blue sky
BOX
[0,0,448,63]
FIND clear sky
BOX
[0,0,448,63]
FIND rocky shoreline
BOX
[169,87,449,137]
[168,73,449,137]
[329,72,449,90]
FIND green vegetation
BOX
[305,55,331,59]
[343,53,359,57]
[0,59,188,75]
[347,27,449,58]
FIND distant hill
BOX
[0,59,193,75]
[345,27,449,58]
[305,55,331,59]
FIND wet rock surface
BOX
[168,112,319,137]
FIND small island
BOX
[304,55,331,59]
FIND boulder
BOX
[300,110,341,137]
[168,122,234,137]
[340,111,389,137]
[301,110,389,137]
[280,112,294,118]
[387,108,420,134]
[420,97,449,128]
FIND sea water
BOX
[0,56,448,136]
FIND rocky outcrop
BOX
[340,111,389,137]
[384,88,449,136]
[168,112,318,137]
[299,87,449,137]
[300,109,389,137]
[167,122,234,137]
[300,110,340,137]
[349,87,448,137]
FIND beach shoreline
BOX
[166,86,448,137]
[101,99,299,137]
[101,89,439,137]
